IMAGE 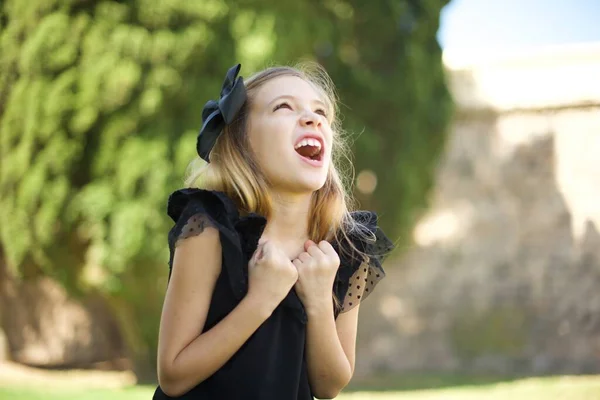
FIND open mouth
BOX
[294,138,323,162]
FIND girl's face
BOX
[247,76,333,195]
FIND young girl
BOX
[153,63,394,400]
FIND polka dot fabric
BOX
[334,211,395,315]
[340,261,385,312]
[175,213,214,246]
[165,188,248,294]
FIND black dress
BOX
[153,188,394,400]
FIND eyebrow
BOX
[268,95,327,108]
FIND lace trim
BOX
[174,213,214,247]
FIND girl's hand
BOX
[292,240,340,312]
[247,240,299,313]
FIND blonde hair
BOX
[185,63,373,305]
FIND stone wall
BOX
[355,43,600,377]
[0,261,127,369]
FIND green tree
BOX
[0,0,238,379]
[0,0,451,380]
[328,1,453,241]
[230,0,452,240]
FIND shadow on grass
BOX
[343,372,522,393]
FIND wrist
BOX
[304,297,334,318]
[241,293,277,320]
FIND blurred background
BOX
[1,0,600,399]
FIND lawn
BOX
[2,375,600,399]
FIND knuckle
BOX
[318,240,331,250]
[265,249,275,260]
[331,253,340,266]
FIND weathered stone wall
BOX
[0,261,127,369]
[355,43,600,377]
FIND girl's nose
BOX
[299,111,321,127]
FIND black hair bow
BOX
[197,64,247,162]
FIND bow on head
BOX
[197,64,247,162]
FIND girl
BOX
[153,63,394,400]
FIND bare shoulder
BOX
[173,225,222,279]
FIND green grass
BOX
[345,372,519,392]
[343,376,600,399]
[0,385,154,400]
[1,375,600,399]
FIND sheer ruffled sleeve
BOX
[167,189,236,248]
[172,209,215,246]
[168,193,216,249]
[334,211,395,315]
[165,188,248,300]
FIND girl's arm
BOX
[304,300,359,399]
[156,227,273,397]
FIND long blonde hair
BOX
[187,63,370,245]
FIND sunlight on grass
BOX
[343,376,600,399]
[0,385,155,400]
[1,376,600,399]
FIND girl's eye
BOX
[273,102,328,119]
[274,102,292,111]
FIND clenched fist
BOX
[292,240,340,311]
[247,240,299,312]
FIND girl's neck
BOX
[261,191,313,259]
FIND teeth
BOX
[294,138,322,149]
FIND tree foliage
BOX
[0,0,451,378]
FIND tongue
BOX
[296,145,319,159]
